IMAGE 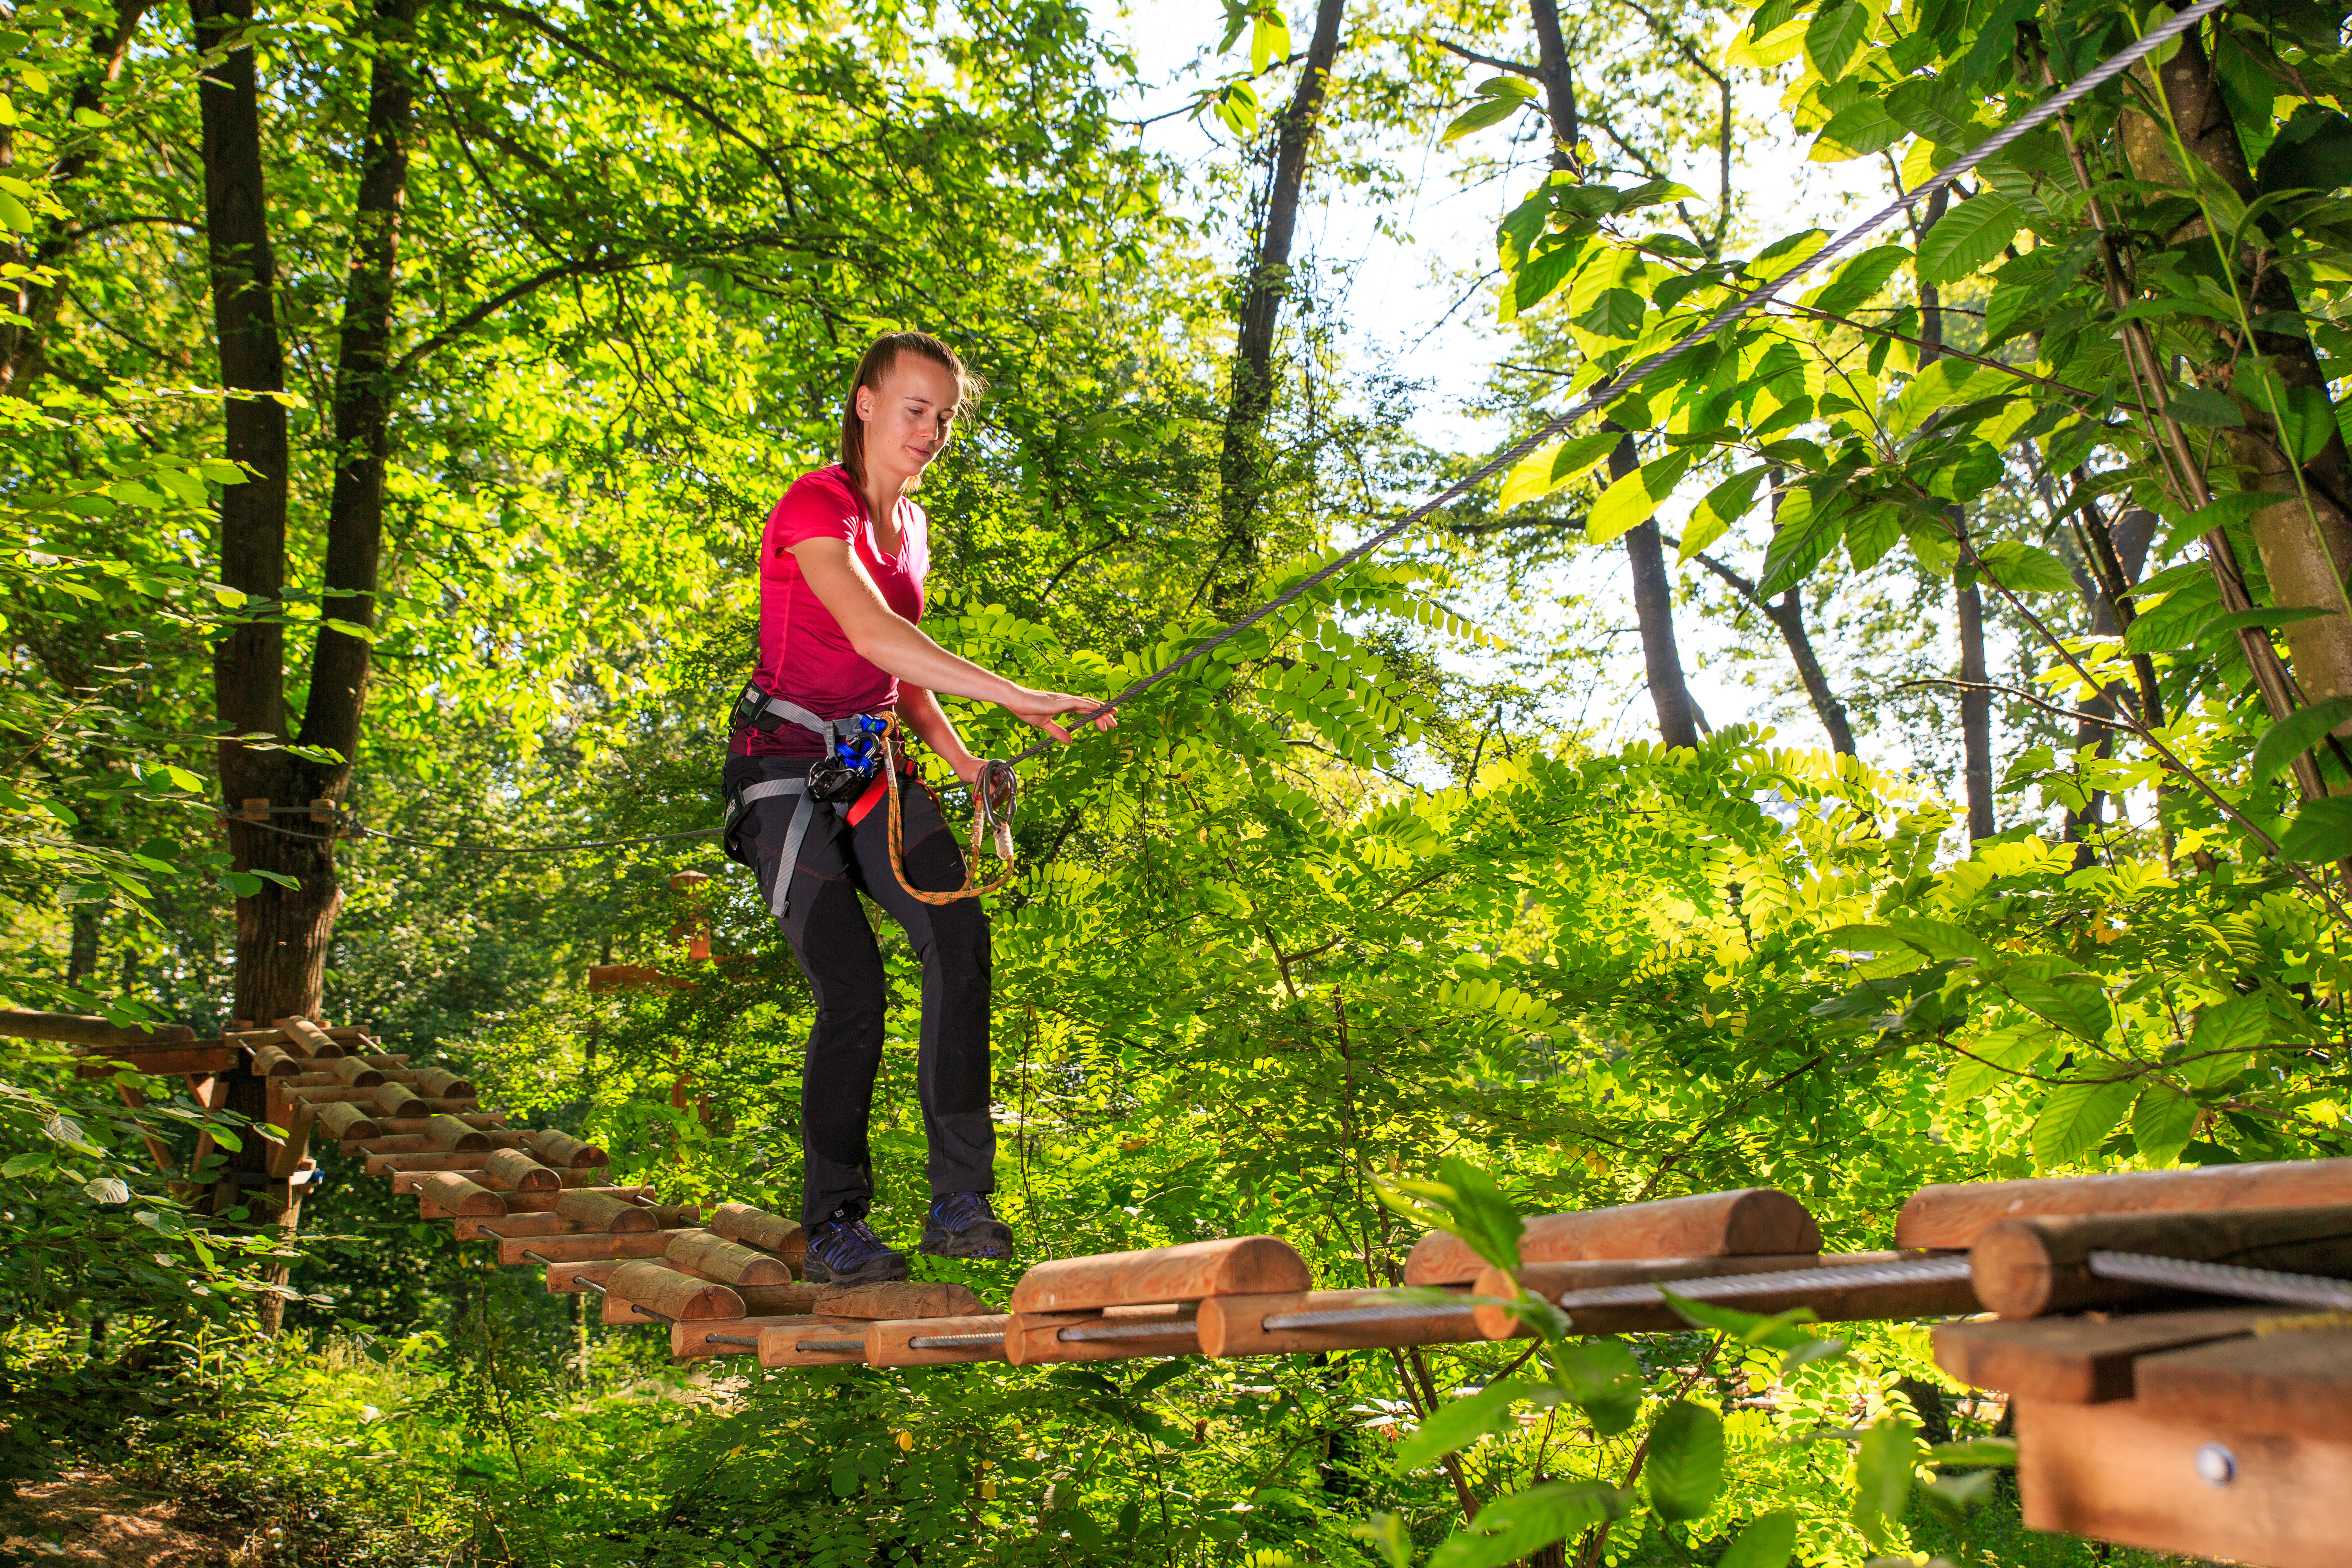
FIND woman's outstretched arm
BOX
[791,537,1114,742]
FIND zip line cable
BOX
[220,0,2225,858]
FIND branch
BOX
[1431,38,1541,78]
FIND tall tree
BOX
[1214,0,1348,606]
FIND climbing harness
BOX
[722,683,1023,917]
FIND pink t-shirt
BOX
[737,465,929,757]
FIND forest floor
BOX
[1,1469,256,1566]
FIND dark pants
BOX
[724,756,995,1227]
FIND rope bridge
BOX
[25,1003,2352,1568]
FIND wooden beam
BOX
[1933,1309,2270,1403]
[2138,1329,2352,1442]
[1010,1236,1308,1313]
[1899,1158,2352,1249]
[1,1009,195,1048]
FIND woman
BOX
[722,331,1111,1286]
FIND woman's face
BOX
[856,354,961,486]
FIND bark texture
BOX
[2120,34,2352,716]
[1607,430,1705,749]
[1215,0,1347,604]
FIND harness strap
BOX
[729,776,818,920]
[737,683,870,746]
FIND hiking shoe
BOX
[920,1191,1015,1260]
[804,1209,910,1285]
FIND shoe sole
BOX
[919,1228,1016,1261]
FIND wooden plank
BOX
[1971,1206,2352,1317]
[1010,1237,1308,1313]
[867,1314,1012,1367]
[1899,1158,2352,1250]
[1005,1306,1198,1365]
[266,1100,317,1181]
[275,1016,345,1058]
[1200,1289,1480,1357]
[3,1010,195,1048]
[1408,1189,1822,1285]
[2015,1395,2352,1568]
[490,1227,697,1266]
[2137,1330,2352,1443]
[708,1201,803,1257]
[675,1315,854,1363]
[758,1319,872,1368]
[71,1045,238,1078]
[1933,1309,2271,1403]
[343,1129,529,1158]
[664,1230,797,1287]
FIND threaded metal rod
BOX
[906,1332,1008,1350]
[794,1338,867,1354]
[1259,1301,1477,1331]
[521,1249,554,1267]
[2087,1250,2352,1311]
[1056,1316,1199,1343]
[704,1333,761,1348]
[1555,1254,1972,1311]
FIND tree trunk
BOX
[65,906,102,985]
[1525,0,1580,173]
[1608,431,1705,748]
[2120,33,2352,718]
[1764,588,1856,755]
[1214,0,1347,606]
[0,0,149,395]
[1917,189,1995,838]
[2062,507,2156,847]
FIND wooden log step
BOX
[1469,1253,1891,1339]
[330,1056,387,1087]
[70,1045,238,1078]
[759,1319,872,1367]
[1200,1288,1481,1357]
[675,1315,857,1362]
[1898,1158,2352,1250]
[416,1173,505,1218]
[450,1203,660,1243]
[603,1261,744,1325]
[541,1260,623,1294]
[559,1189,659,1233]
[287,1085,391,1104]
[372,1082,428,1118]
[392,1160,559,1197]
[525,1129,609,1169]
[866,1314,1013,1366]
[1971,1206,2352,1318]
[2137,1327,2352,1443]
[359,1053,411,1069]
[480,1149,561,1192]
[413,1066,475,1098]
[488,1226,693,1265]
[708,1201,805,1258]
[1406,1189,1823,1286]
[316,1103,383,1141]
[806,1280,982,1321]
[425,1112,495,1151]
[1933,1308,2272,1404]
[665,1230,797,1287]
[275,1016,346,1058]
[1011,1236,1307,1314]
[341,1127,526,1156]
[1005,1305,1198,1366]
[463,1187,659,1218]
[244,1043,303,1077]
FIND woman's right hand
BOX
[1001,686,1117,743]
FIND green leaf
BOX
[2029,1078,2135,1167]
[2250,694,2352,782]
[1446,91,1532,144]
[1546,1338,1644,1434]
[1976,541,2074,594]
[1373,1156,1525,1272]
[1811,98,1903,161]
[2165,383,2244,427]
[220,871,265,898]
[1917,191,2024,284]
[1680,467,1771,561]
[1393,1379,1557,1469]
[2123,575,2220,653]
[2131,1081,2199,1163]
[2281,797,2352,863]
[2005,973,2113,1041]
[3,1151,55,1177]
[1646,1401,1725,1521]
[1661,1289,1826,1352]
[1885,357,2016,438]
[1888,916,1996,962]
[2192,992,2268,1060]
[1804,245,1909,316]
[1588,450,1693,546]
[1920,1468,1999,1520]
[1716,1511,1797,1568]
[1429,1481,1630,1568]
[1499,430,1624,510]
[1249,11,1289,74]
[1804,0,1871,81]
[1351,1513,1413,1568]
[1500,238,1594,323]
[1853,1421,1918,1548]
